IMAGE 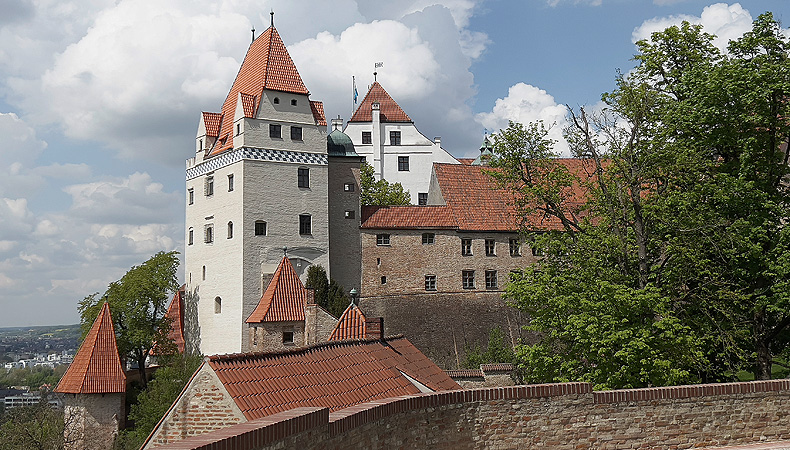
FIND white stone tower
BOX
[185,22,329,355]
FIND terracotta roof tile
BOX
[165,286,186,353]
[328,304,366,341]
[349,82,412,123]
[246,257,307,323]
[446,369,483,378]
[360,206,457,229]
[55,303,126,394]
[310,101,326,126]
[240,93,257,118]
[480,363,513,373]
[207,337,459,420]
[202,112,221,137]
[210,26,308,156]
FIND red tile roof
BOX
[210,26,309,156]
[310,100,326,127]
[202,112,221,137]
[328,303,366,341]
[165,286,186,353]
[349,82,412,123]
[55,302,126,394]
[207,336,459,420]
[446,369,483,378]
[246,257,307,323]
[361,206,457,230]
[457,158,475,165]
[240,93,257,118]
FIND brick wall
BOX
[157,380,790,450]
[359,292,530,369]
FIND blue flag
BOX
[353,76,358,104]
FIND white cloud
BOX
[475,82,570,155]
[546,0,602,6]
[633,3,756,51]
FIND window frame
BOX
[509,238,521,257]
[227,221,233,239]
[291,126,303,141]
[299,214,312,235]
[298,167,309,188]
[462,270,475,289]
[204,224,214,244]
[485,270,498,289]
[461,238,473,256]
[422,233,435,245]
[418,193,428,205]
[390,130,401,145]
[228,174,234,192]
[214,297,222,314]
[282,330,294,344]
[424,275,437,291]
[485,239,496,256]
[254,220,267,236]
[188,188,194,205]
[269,123,282,138]
[188,228,194,245]
[397,156,409,171]
[205,176,214,197]
[376,234,391,246]
[362,131,372,144]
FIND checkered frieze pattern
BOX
[186,147,327,180]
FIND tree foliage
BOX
[305,265,350,318]
[360,161,411,206]
[79,251,180,387]
[464,327,515,369]
[0,395,64,450]
[495,13,790,388]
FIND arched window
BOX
[273,97,280,104]
[227,221,233,239]
[214,297,221,314]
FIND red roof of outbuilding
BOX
[361,206,457,230]
[206,336,459,420]
[210,26,309,156]
[349,82,412,123]
[55,302,126,394]
[328,303,366,341]
[246,257,307,323]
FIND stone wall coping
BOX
[156,379,790,450]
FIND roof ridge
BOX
[209,334,407,362]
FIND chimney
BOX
[434,137,441,146]
[371,102,382,179]
[331,116,343,132]
[306,288,315,305]
[364,317,384,340]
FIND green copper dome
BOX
[327,129,359,157]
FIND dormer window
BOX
[273,97,280,104]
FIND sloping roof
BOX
[210,26,308,156]
[165,286,186,353]
[328,303,366,341]
[349,82,412,123]
[202,112,221,137]
[310,100,326,127]
[240,93,257,118]
[246,257,307,323]
[206,336,459,420]
[361,206,458,230]
[55,303,126,394]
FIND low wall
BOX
[158,379,790,450]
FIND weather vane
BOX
[270,10,274,27]
[374,62,383,82]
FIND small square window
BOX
[380,276,387,285]
[344,183,355,192]
[291,99,297,106]
[362,131,372,144]
[376,234,390,246]
[299,214,312,235]
[398,156,409,171]
[485,239,496,256]
[204,225,214,243]
[282,331,294,344]
[485,270,498,289]
[422,233,434,244]
[205,176,214,197]
[418,193,427,205]
[462,270,475,289]
[255,221,267,236]
[291,126,302,141]
[298,168,309,188]
[188,228,194,245]
[345,210,355,219]
[188,188,194,205]
[425,275,437,291]
[461,238,472,256]
[509,239,521,257]
[390,131,401,145]
[228,174,234,192]
[269,124,281,138]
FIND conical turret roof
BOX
[246,257,308,323]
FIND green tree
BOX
[305,265,350,318]
[464,327,515,369]
[0,395,64,450]
[360,161,411,206]
[79,251,180,387]
[495,12,790,387]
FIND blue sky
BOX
[0,1,786,327]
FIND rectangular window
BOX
[461,238,472,256]
[188,228,193,245]
[282,331,294,344]
[205,176,214,197]
[255,221,267,236]
[269,123,281,138]
[418,193,427,205]
[376,234,390,246]
[532,246,545,257]
[509,239,521,257]
[380,276,387,285]
[188,188,194,205]
[345,210,355,219]
[227,222,233,239]
[425,275,437,291]
[362,131,372,144]
[462,270,475,289]
[291,126,302,141]
[344,182,355,192]
[227,174,234,192]
[204,225,214,243]
[485,239,496,256]
[422,233,434,244]
[390,131,401,145]
[299,214,312,235]
[398,156,409,171]
[236,123,240,136]
[298,168,309,188]
[485,270,498,289]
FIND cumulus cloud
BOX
[475,83,570,155]
[632,3,756,51]
[0,112,47,198]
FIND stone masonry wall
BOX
[158,380,790,450]
[63,393,124,450]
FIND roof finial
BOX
[251,26,255,44]
[374,62,383,83]
[270,10,274,28]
